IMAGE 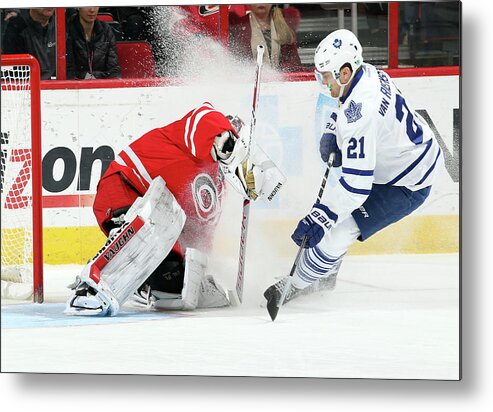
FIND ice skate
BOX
[310,272,338,293]
[264,272,338,306]
[264,277,301,306]
[264,277,300,320]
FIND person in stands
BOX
[3,8,57,79]
[66,6,121,79]
[229,4,302,72]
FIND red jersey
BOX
[177,5,221,37]
[93,102,236,253]
[175,5,251,37]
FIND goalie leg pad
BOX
[180,248,206,310]
[148,248,230,310]
[197,275,230,309]
[65,176,186,316]
[151,248,206,310]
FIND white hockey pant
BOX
[292,216,360,290]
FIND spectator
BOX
[3,8,56,79]
[1,9,19,46]
[100,7,152,41]
[66,7,121,79]
[2,9,19,22]
[229,4,302,72]
[400,2,421,46]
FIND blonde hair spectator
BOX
[270,5,296,46]
[230,4,302,72]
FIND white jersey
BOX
[322,63,444,220]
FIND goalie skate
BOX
[65,275,119,316]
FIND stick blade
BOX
[266,297,280,321]
[264,281,284,321]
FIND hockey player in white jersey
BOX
[264,29,444,309]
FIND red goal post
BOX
[1,54,44,303]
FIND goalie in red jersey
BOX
[65,102,285,316]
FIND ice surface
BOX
[1,253,459,379]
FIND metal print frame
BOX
[1,1,460,383]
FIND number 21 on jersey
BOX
[347,136,365,159]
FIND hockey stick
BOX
[267,152,336,321]
[234,45,265,305]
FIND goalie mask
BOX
[211,130,237,162]
[210,114,246,165]
[226,114,245,134]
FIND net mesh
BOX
[1,64,34,293]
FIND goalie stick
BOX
[267,152,336,321]
[233,44,265,305]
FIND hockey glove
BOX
[319,133,342,167]
[291,203,338,248]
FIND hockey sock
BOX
[291,245,343,290]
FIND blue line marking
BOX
[1,304,187,329]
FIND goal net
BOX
[1,54,44,303]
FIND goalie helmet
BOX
[211,115,247,165]
[226,114,245,135]
[211,130,236,161]
[314,29,363,87]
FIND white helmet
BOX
[314,29,363,87]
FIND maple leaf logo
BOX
[344,100,362,123]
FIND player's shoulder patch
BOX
[344,100,363,123]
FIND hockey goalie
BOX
[65,102,285,316]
